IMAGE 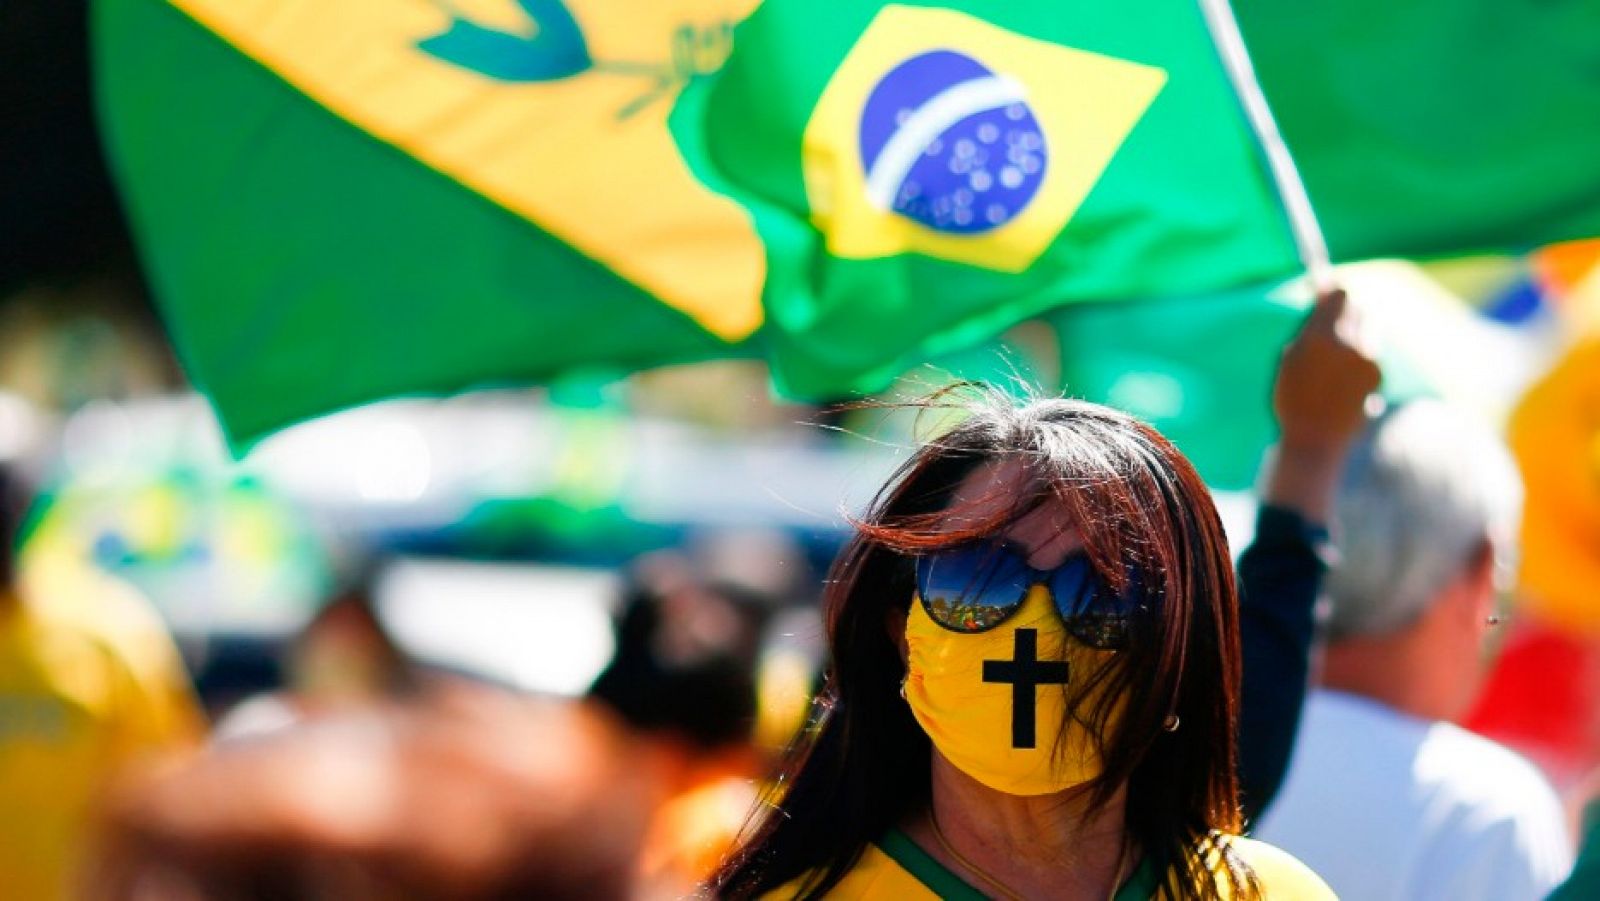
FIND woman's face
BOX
[894,458,1119,796]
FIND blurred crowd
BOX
[0,448,822,898]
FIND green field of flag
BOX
[96,0,1600,446]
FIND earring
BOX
[899,676,908,701]
[1162,714,1180,732]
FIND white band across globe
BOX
[862,73,1030,214]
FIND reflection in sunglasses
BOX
[923,594,1015,632]
[916,542,1143,647]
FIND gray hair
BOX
[1326,400,1522,639]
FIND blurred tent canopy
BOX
[94,0,1600,448]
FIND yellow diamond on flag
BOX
[168,0,766,340]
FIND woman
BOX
[711,387,1335,900]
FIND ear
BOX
[1448,538,1498,630]
[885,606,909,666]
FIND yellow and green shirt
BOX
[767,828,1336,899]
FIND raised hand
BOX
[1265,288,1383,519]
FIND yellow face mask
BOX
[904,584,1120,796]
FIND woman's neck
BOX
[901,751,1131,900]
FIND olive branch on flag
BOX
[419,0,735,119]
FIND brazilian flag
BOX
[692,1,1299,397]
[97,0,1600,445]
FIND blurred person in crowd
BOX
[1254,399,1573,900]
[709,295,1378,900]
[0,457,204,899]
[88,683,653,900]
[215,561,419,740]
[589,548,780,898]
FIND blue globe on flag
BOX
[858,50,1049,235]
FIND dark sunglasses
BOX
[913,540,1145,649]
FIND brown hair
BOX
[712,387,1255,900]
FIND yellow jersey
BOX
[764,828,1336,899]
[0,567,203,900]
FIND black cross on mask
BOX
[982,628,1071,748]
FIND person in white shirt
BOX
[1254,399,1573,901]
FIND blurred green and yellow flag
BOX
[97,0,1600,445]
[97,0,768,445]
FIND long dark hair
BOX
[712,388,1256,900]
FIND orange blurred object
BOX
[1533,239,1600,301]
[1508,338,1600,635]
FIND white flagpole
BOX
[1196,0,1337,295]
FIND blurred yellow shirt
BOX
[0,565,203,900]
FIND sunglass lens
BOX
[916,544,1031,632]
[1050,556,1139,649]
[1048,556,1096,618]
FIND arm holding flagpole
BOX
[1237,289,1381,821]
[1191,0,1382,818]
